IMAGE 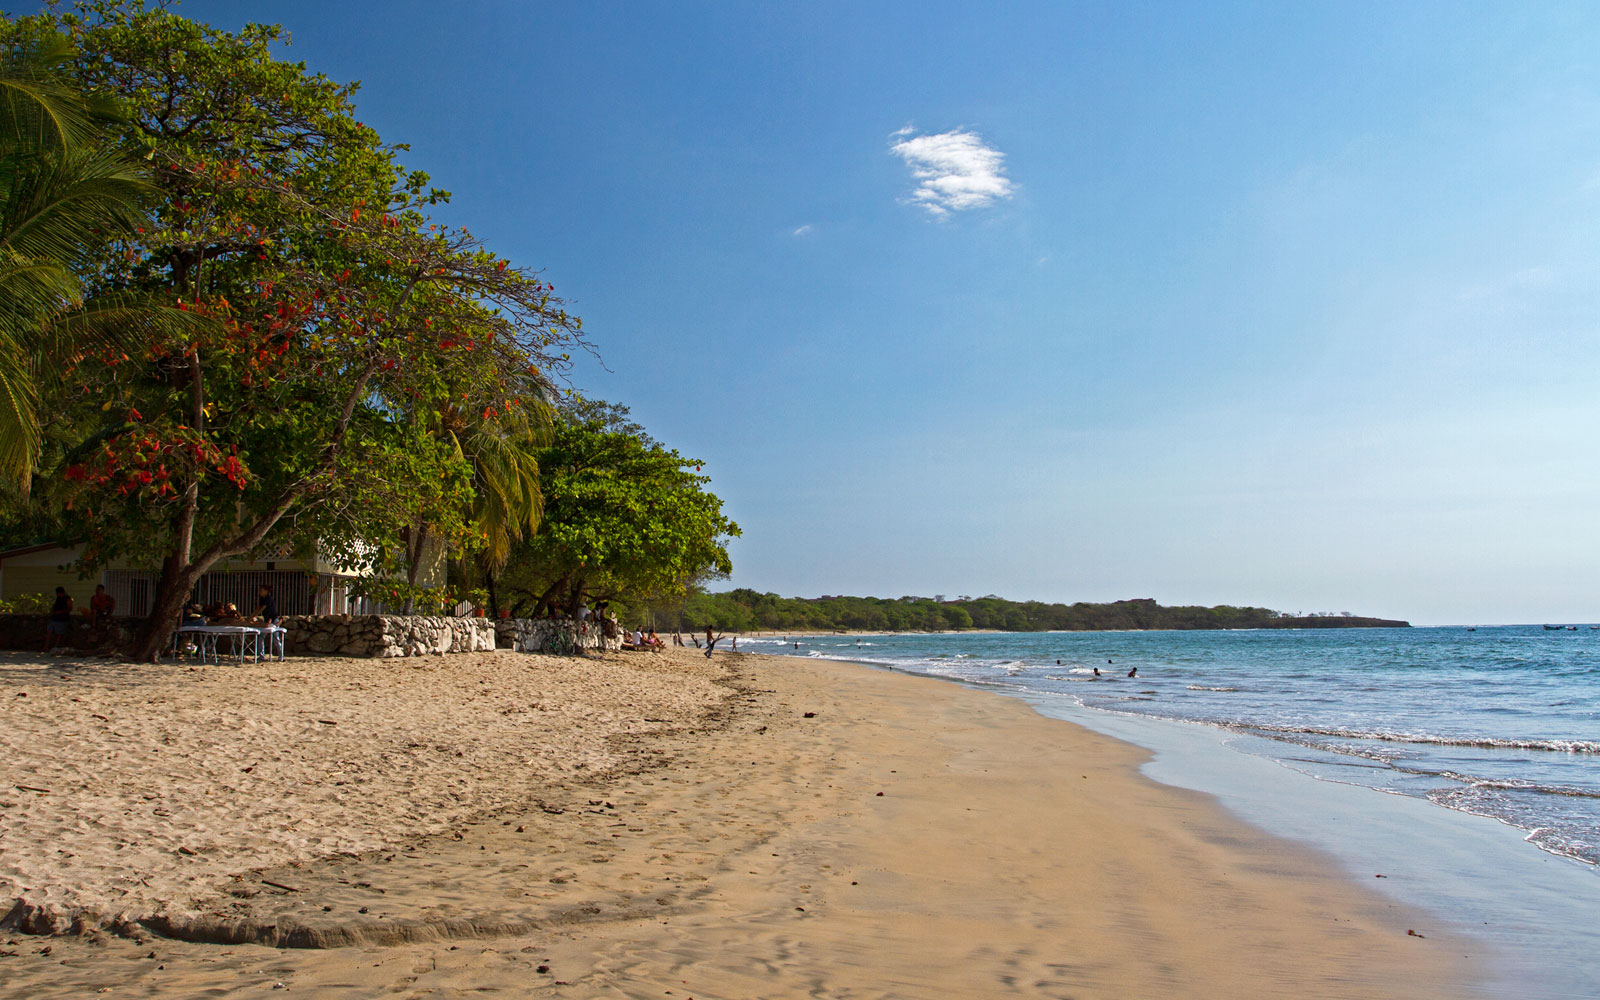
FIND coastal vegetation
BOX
[660,591,1407,632]
[0,2,736,655]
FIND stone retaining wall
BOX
[0,613,615,659]
[0,614,136,653]
[494,617,620,653]
[280,615,497,658]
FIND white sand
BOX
[0,648,728,932]
[0,649,1479,998]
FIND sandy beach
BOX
[1,646,1480,998]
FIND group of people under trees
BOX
[177,585,280,628]
[43,584,118,650]
[44,582,281,652]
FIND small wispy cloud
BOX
[889,126,1014,217]
[792,224,814,237]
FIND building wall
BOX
[0,544,95,605]
[1,539,428,617]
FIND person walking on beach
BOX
[45,586,73,650]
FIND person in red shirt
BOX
[89,584,115,626]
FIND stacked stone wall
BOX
[280,615,496,658]
[494,617,619,653]
[0,613,613,658]
[0,614,136,653]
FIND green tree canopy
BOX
[498,400,739,617]
[2,3,586,657]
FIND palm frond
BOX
[0,145,151,267]
[0,32,109,154]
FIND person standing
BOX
[45,586,73,650]
[254,583,279,624]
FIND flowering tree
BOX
[4,3,586,658]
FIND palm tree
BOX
[447,398,551,613]
[0,33,153,489]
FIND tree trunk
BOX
[131,557,203,662]
[532,572,570,617]
[126,336,383,660]
[401,521,429,614]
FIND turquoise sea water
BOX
[742,626,1600,871]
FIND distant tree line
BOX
[642,591,1407,633]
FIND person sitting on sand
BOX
[45,586,73,650]
[647,629,662,651]
[89,584,115,626]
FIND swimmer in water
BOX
[1093,667,1101,677]
[1127,666,1137,678]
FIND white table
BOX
[173,624,285,663]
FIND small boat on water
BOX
[1543,624,1565,630]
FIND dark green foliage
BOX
[662,592,1407,632]
[493,400,739,618]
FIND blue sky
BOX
[172,0,1600,624]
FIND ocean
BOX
[741,624,1600,996]
[741,625,1600,872]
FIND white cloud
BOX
[889,127,1014,217]
[792,224,814,237]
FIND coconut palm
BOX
[0,33,154,489]
[447,398,552,613]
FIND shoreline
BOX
[1,647,1479,997]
